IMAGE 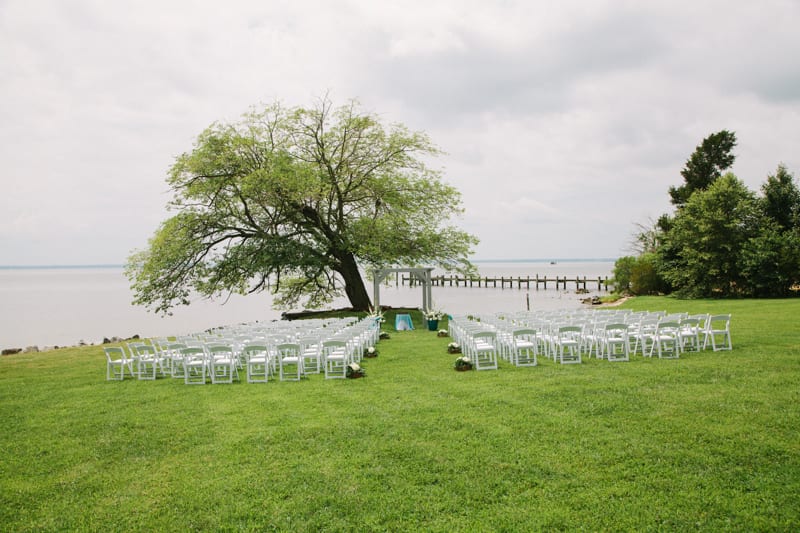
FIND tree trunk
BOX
[338,251,372,311]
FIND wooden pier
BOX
[399,274,611,292]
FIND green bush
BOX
[614,254,667,295]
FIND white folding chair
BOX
[104,347,130,380]
[602,323,630,362]
[182,347,207,385]
[134,344,159,380]
[298,336,322,374]
[678,318,702,352]
[469,331,499,371]
[553,326,582,364]
[243,344,271,383]
[322,340,348,379]
[652,321,680,359]
[704,314,732,351]
[510,328,538,367]
[277,343,303,381]
[208,344,239,384]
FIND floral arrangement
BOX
[447,342,461,354]
[346,362,366,378]
[363,346,378,358]
[454,356,473,371]
[366,305,385,323]
[423,308,444,321]
[437,329,449,337]
[379,332,391,340]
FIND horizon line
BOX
[0,258,618,270]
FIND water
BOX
[0,260,614,349]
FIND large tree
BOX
[668,129,737,207]
[127,98,478,314]
[760,164,800,231]
[658,173,759,297]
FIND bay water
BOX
[0,260,614,349]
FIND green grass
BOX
[1,299,799,531]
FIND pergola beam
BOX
[372,267,434,311]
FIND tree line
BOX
[614,130,800,298]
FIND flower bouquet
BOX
[363,346,378,358]
[422,308,444,321]
[437,329,449,338]
[423,308,444,331]
[454,356,473,371]
[447,342,461,354]
[347,362,366,378]
[366,305,385,324]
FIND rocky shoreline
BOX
[1,334,141,356]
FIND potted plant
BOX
[447,342,461,354]
[422,308,443,331]
[454,356,473,371]
[437,329,449,338]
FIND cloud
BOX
[1,0,799,264]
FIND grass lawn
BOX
[1,297,799,531]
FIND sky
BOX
[2,0,799,265]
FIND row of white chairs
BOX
[448,310,732,367]
[448,317,539,370]
[105,317,380,383]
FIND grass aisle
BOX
[1,299,799,531]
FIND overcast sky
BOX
[2,0,799,265]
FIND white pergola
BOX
[372,267,434,311]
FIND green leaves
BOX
[127,97,477,313]
[659,174,759,297]
[669,130,737,208]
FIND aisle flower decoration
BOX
[423,308,444,321]
[447,342,461,354]
[347,362,366,378]
[366,305,385,323]
[363,346,378,358]
[454,356,473,371]
[437,329,449,337]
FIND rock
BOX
[2,348,22,356]
[23,346,39,353]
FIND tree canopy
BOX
[658,174,759,297]
[761,164,800,232]
[126,98,478,314]
[617,132,800,298]
[668,130,737,207]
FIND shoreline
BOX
[2,264,614,351]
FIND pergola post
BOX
[372,267,435,311]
